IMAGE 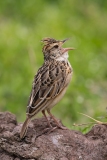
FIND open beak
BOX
[59,38,75,54]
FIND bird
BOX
[20,37,74,139]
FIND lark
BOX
[20,37,74,139]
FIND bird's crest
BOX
[41,37,58,45]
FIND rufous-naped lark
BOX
[20,37,74,139]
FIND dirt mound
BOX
[0,112,107,160]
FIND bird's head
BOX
[41,37,74,60]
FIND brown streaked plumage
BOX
[20,37,74,139]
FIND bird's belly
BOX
[46,72,72,109]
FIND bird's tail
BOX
[20,117,31,139]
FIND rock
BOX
[0,112,107,160]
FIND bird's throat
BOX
[56,52,69,61]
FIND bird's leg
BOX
[47,109,67,130]
[42,110,52,128]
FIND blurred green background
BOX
[0,0,107,130]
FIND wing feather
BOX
[27,60,68,116]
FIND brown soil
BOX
[0,112,107,160]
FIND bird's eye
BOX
[54,45,58,48]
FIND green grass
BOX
[0,0,107,131]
